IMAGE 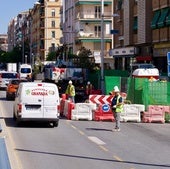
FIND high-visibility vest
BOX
[115,95,123,113]
[65,84,75,96]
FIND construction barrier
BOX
[59,94,67,117]
[93,104,114,121]
[142,105,165,123]
[89,95,114,121]
[63,100,75,119]
[89,93,128,121]
[121,104,145,122]
[71,103,96,120]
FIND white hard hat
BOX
[87,81,90,85]
[113,86,120,92]
[68,80,72,84]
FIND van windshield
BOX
[21,68,31,73]
[1,73,18,78]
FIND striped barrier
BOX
[89,95,114,121]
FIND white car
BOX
[0,71,19,90]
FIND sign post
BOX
[167,52,170,77]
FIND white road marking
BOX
[88,136,106,145]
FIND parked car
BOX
[6,79,28,100]
[0,71,19,90]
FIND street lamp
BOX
[29,11,33,66]
[100,0,105,94]
[100,0,119,94]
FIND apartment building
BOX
[61,0,114,68]
[152,0,170,73]
[7,0,62,64]
[112,0,170,74]
[8,18,16,51]
[30,0,62,62]
[0,34,8,52]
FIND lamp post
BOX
[29,12,33,66]
[100,0,119,94]
[100,0,104,94]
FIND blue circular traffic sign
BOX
[102,104,110,112]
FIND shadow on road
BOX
[15,148,170,168]
[3,117,56,128]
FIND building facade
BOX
[112,0,170,74]
[7,0,170,74]
[61,0,114,68]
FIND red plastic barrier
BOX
[142,105,165,123]
[94,104,114,121]
[67,102,75,120]
[60,99,65,117]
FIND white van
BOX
[19,64,32,79]
[13,82,60,127]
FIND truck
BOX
[7,63,17,72]
[43,64,86,83]
[43,65,88,102]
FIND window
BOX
[94,25,101,37]
[52,31,55,38]
[21,68,31,74]
[51,43,55,51]
[1,73,18,78]
[51,9,55,17]
[133,17,138,30]
[117,0,123,10]
[51,21,55,28]
[95,6,101,18]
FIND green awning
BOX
[151,10,161,29]
[166,12,170,26]
[133,17,138,30]
[157,8,169,28]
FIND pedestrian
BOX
[111,86,123,131]
[86,81,93,96]
[65,80,75,103]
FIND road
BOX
[0,90,170,169]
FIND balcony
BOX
[76,31,111,39]
[76,11,113,20]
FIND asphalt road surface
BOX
[0,91,170,169]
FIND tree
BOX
[46,51,56,61]
[76,47,95,69]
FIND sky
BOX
[0,0,37,34]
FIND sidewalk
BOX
[0,110,12,169]
[0,106,21,169]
